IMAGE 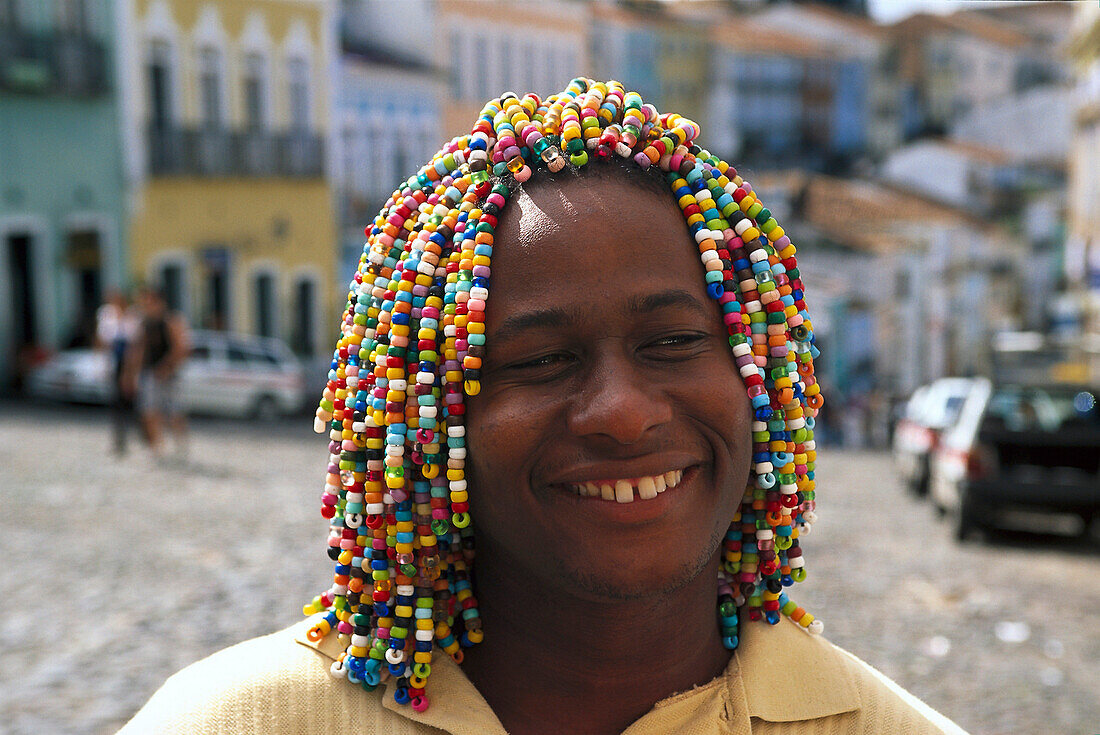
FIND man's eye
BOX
[509,353,572,370]
[647,334,706,349]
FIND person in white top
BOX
[95,289,139,454]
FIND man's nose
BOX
[565,352,674,446]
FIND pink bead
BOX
[411,695,430,713]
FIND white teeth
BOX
[567,469,688,502]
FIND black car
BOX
[929,380,1100,540]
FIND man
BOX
[124,285,190,460]
[122,79,966,734]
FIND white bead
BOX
[748,249,769,263]
[803,510,818,523]
[700,249,719,264]
[351,634,370,648]
[329,660,347,679]
[447,425,465,437]
[756,461,774,473]
[450,479,467,492]
[366,503,384,514]
[808,620,824,635]
[345,513,363,528]
[385,649,405,664]
[389,379,407,391]
[419,406,437,418]
[396,584,414,595]
[739,364,758,378]
[450,447,467,459]
[385,445,403,457]
[732,343,752,357]
[756,529,773,540]
[416,372,434,384]
[789,556,805,568]
[751,421,767,432]
[415,629,434,641]
[734,219,753,235]
[470,286,489,300]
[744,301,762,313]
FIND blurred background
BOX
[1,0,1098,733]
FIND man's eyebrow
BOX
[491,306,574,342]
[625,289,710,317]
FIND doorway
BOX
[5,232,38,387]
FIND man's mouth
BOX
[564,469,687,503]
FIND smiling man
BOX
[122,80,967,735]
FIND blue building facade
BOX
[0,0,127,386]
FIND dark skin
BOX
[461,171,754,735]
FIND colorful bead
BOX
[307,78,824,712]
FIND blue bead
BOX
[722,635,739,650]
[706,282,723,299]
[393,687,411,705]
[388,663,406,676]
[765,611,781,625]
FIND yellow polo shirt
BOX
[120,617,968,734]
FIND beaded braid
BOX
[306,78,824,712]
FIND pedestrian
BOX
[121,80,967,734]
[95,288,139,455]
[124,285,190,462]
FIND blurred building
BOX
[436,0,588,139]
[754,171,1017,399]
[336,0,444,280]
[890,9,1067,140]
[0,0,127,386]
[1068,0,1100,376]
[119,0,338,364]
[588,0,709,130]
[748,2,902,162]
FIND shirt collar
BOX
[296,616,860,733]
[734,616,861,722]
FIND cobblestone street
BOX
[1,401,1098,735]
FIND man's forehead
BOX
[507,176,637,248]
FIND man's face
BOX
[465,172,752,602]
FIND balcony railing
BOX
[0,30,107,96]
[148,125,325,178]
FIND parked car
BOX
[892,377,975,495]
[27,330,307,419]
[930,379,1100,540]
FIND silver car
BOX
[27,330,307,419]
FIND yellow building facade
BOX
[122,0,337,361]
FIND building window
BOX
[291,277,316,357]
[0,0,20,29]
[56,0,87,35]
[287,57,310,132]
[147,41,173,129]
[198,47,224,129]
[243,52,267,131]
[253,271,276,338]
[154,261,186,315]
[200,247,230,330]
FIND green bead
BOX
[569,151,588,166]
